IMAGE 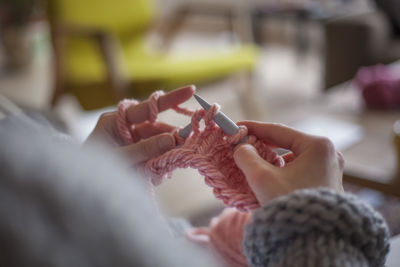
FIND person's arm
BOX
[244,188,389,266]
[233,121,390,267]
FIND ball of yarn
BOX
[354,64,400,109]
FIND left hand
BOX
[85,85,195,165]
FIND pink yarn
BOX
[117,91,171,145]
[117,99,139,145]
[185,209,253,267]
[186,208,251,267]
[117,90,285,266]
[117,90,284,212]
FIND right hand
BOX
[233,121,344,206]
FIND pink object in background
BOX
[354,64,400,109]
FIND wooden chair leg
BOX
[231,8,255,44]
[158,6,190,51]
[235,70,266,121]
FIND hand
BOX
[233,121,344,206]
[85,85,195,165]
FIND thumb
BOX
[233,144,273,179]
[119,133,176,164]
[234,144,278,206]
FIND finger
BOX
[131,122,176,142]
[118,133,176,164]
[126,85,195,124]
[337,151,345,170]
[233,144,274,179]
[237,121,313,155]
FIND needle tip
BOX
[193,94,211,111]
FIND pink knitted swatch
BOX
[117,91,284,212]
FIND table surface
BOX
[326,62,400,186]
[259,61,400,190]
[387,234,400,267]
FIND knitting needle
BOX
[178,115,202,139]
[193,94,248,143]
[178,95,247,141]
[193,95,291,155]
[178,119,196,139]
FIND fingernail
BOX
[234,143,253,153]
[158,135,175,150]
[189,84,196,92]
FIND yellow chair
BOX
[47,0,258,110]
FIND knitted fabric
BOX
[244,188,390,267]
[117,91,284,212]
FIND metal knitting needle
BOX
[193,94,248,143]
[193,95,291,155]
[178,118,197,139]
[179,95,290,156]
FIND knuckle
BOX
[234,145,252,160]
[236,145,252,157]
[99,112,111,120]
[312,137,335,156]
[141,140,157,158]
[99,112,116,123]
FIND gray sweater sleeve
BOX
[243,188,390,267]
[0,121,220,267]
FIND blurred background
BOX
[1,0,400,246]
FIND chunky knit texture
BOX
[244,188,390,267]
[117,91,284,211]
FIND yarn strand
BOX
[117,90,284,211]
[116,90,286,267]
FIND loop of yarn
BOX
[117,90,285,211]
[148,90,164,122]
[117,90,192,145]
[117,90,165,145]
[117,99,139,145]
